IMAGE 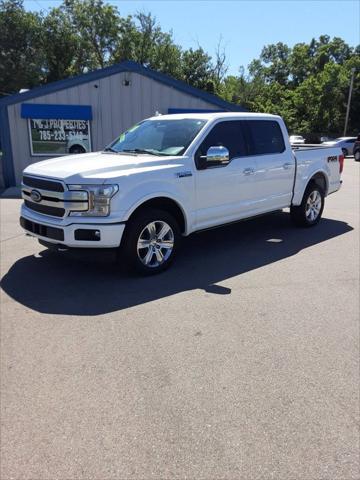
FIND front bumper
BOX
[20,209,126,248]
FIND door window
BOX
[247,120,285,155]
[195,121,248,169]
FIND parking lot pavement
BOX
[1,160,359,479]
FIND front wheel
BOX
[69,145,86,154]
[354,150,360,162]
[342,148,348,157]
[121,208,180,274]
[290,183,325,227]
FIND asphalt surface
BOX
[1,160,359,479]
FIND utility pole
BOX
[343,68,356,136]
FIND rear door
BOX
[246,120,295,211]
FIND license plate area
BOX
[20,217,64,241]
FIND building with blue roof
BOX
[0,61,244,187]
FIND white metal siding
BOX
[7,71,222,184]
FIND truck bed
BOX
[291,144,343,205]
[292,144,336,150]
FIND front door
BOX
[193,120,259,230]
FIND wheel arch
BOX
[292,169,329,206]
[125,195,188,235]
[308,171,329,196]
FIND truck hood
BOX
[24,151,185,184]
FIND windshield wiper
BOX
[122,148,161,156]
[103,146,117,152]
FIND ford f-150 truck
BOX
[20,113,343,274]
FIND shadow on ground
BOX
[1,212,353,315]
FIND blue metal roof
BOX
[0,60,245,111]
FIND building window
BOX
[28,118,91,156]
[21,104,93,157]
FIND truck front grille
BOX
[24,199,65,218]
[23,175,64,192]
[21,175,88,218]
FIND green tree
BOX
[112,12,182,78]
[42,7,80,82]
[62,0,121,69]
[289,43,314,86]
[248,42,291,85]
[229,35,359,136]
[2,1,357,137]
[343,56,360,134]
[133,13,182,77]
[113,15,140,62]
[181,47,215,92]
[0,0,44,95]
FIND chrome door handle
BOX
[243,168,254,175]
[283,162,292,169]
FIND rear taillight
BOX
[339,154,344,174]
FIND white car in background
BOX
[66,134,89,154]
[289,135,305,144]
[322,137,357,157]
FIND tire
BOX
[290,182,325,227]
[120,208,180,275]
[342,148,348,157]
[354,150,360,162]
[69,145,86,154]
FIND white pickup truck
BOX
[20,112,343,274]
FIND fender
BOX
[123,189,193,235]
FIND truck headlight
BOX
[68,184,118,217]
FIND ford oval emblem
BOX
[30,189,42,202]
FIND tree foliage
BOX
[0,0,358,135]
[0,0,43,94]
[239,37,359,135]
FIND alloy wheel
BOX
[305,190,322,222]
[137,220,174,268]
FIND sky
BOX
[24,0,360,76]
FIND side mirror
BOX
[205,146,230,165]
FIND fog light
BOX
[74,229,101,241]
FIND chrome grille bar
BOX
[21,176,89,217]
[23,175,64,192]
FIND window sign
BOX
[28,118,91,156]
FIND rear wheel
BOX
[290,182,325,227]
[121,208,180,274]
[354,150,360,162]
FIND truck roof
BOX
[148,112,281,121]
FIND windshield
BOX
[106,118,207,156]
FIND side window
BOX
[195,121,247,169]
[247,120,285,155]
